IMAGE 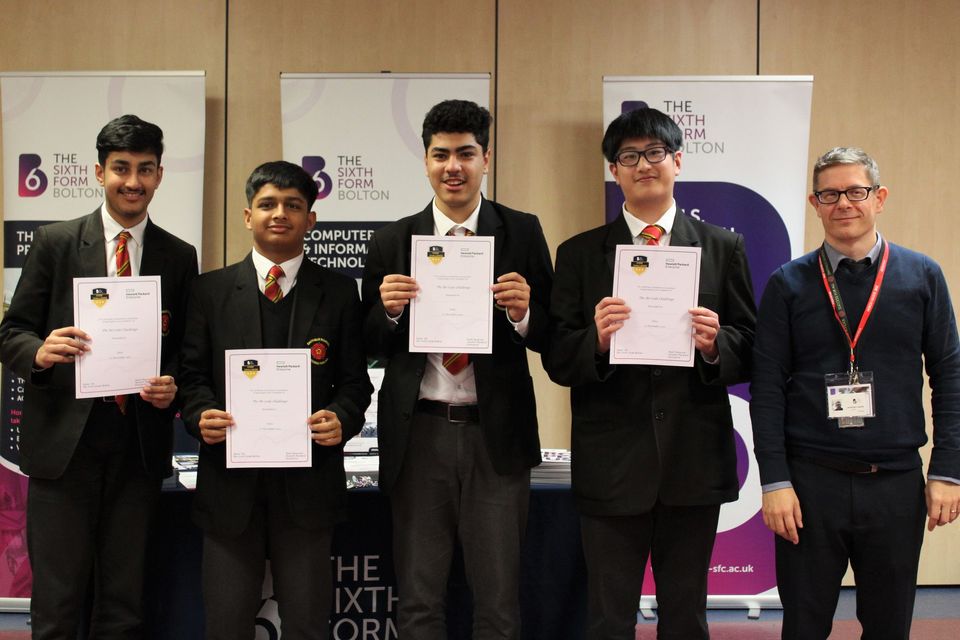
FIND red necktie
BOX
[115,231,132,413]
[264,265,284,302]
[442,227,473,375]
[116,231,132,276]
[639,224,665,245]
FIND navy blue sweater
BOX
[750,243,960,485]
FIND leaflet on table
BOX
[609,245,701,367]
[224,349,312,469]
[73,276,162,398]
[408,235,494,354]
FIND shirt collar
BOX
[251,247,305,285]
[100,203,148,246]
[621,200,677,240]
[432,198,482,236]
[823,232,883,271]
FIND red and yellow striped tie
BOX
[116,231,132,276]
[264,264,284,303]
[639,224,665,245]
[442,227,473,375]
[115,230,132,413]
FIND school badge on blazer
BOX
[90,287,110,307]
[161,310,171,337]
[241,359,260,379]
[307,337,330,365]
[631,255,650,275]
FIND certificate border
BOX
[609,245,702,367]
[225,349,313,469]
[72,275,162,398]
[408,234,495,354]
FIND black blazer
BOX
[545,212,756,516]
[179,255,372,536]
[360,199,554,493]
[0,209,198,479]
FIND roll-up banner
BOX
[603,75,813,614]
[281,72,490,281]
[0,71,206,610]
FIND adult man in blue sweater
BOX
[751,147,960,639]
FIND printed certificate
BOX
[409,235,494,354]
[610,245,701,367]
[73,276,161,398]
[225,349,312,469]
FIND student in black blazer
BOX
[361,100,553,639]
[178,161,371,640]
[545,107,756,640]
[0,115,198,639]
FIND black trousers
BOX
[27,401,160,640]
[777,458,925,640]
[201,471,334,640]
[580,502,721,640]
[390,411,530,640]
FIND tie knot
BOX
[447,226,475,237]
[117,230,131,245]
[639,224,665,245]
[268,264,285,280]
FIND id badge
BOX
[825,371,875,428]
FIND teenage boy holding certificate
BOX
[0,115,197,638]
[179,161,371,639]
[361,100,553,638]
[544,107,756,639]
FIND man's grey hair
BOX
[812,147,881,191]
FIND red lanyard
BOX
[817,241,890,374]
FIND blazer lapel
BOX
[139,219,165,276]
[230,255,263,349]
[603,214,634,274]
[289,261,325,348]
[477,198,504,273]
[668,212,701,248]
[405,203,435,275]
[78,210,107,277]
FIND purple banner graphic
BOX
[608,175,792,597]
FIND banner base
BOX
[639,594,782,620]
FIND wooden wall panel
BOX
[0,0,227,272]
[760,0,960,585]
[225,0,496,263]
[496,0,759,450]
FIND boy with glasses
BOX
[545,106,756,639]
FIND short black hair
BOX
[96,115,164,166]
[244,161,319,209]
[601,107,683,163]
[421,100,493,152]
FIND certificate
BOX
[73,276,161,398]
[610,245,701,367]
[225,349,312,469]
[409,235,494,354]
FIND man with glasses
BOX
[751,147,960,638]
[545,106,756,638]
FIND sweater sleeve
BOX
[749,269,794,485]
[922,258,960,479]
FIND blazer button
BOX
[654,411,665,421]
[652,368,662,376]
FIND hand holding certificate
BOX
[73,276,161,398]
[225,349,312,469]
[409,234,494,354]
[609,245,702,367]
